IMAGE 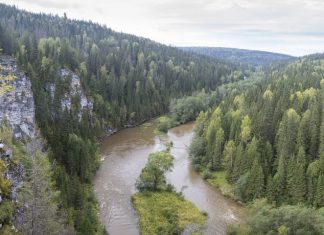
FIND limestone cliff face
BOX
[0,56,94,231]
[0,56,37,140]
[59,68,93,116]
[0,56,38,203]
[0,56,93,139]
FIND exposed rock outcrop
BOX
[0,56,37,140]
[60,68,93,114]
[0,56,42,208]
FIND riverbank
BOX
[207,171,235,199]
[98,115,165,140]
[95,121,242,235]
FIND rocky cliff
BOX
[60,68,93,117]
[0,56,37,140]
[0,55,39,207]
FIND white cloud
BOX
[1,0,324,56]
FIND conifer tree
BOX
[287,147,306,204]
[273,154,286,204]
[17,152,69,235]
[314,174,324,207]
[231,143,245,182]
[309,102,320,160]
[240,115,251,143]
[266,175,276,203]
[223,140,236,175]
[262,141,273,178]
[245,138,260,172]
[246,158,264,200]
[276,109,300,162]
[306,160,321,206]
[212,128,224,170]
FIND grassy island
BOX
[132,151,207,235]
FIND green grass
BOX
[0,74,16,81]
[0,74,17,94]
[0,84,14,94]
[132,191,207,235]
[207,170,235,198]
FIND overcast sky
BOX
[1,0,324,56]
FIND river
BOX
[94,121,241,235]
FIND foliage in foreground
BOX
[228,199,324,235]
[132,192,207,235]
[0,124,75,234]
[17,151,74,234]
[0,124,20,234]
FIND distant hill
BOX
[180,47,295,67]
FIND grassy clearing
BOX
[207,170,235,198]
[132,191,207,235]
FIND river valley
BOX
[94,121,241,235]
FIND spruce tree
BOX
[231,143,244,183]
[247,158,264,200]
[273,154,286,204]
[314,174,324,207]
[266,175,276,203]
[212,128,224,170]
[306,160,321,206]
[17,152,69,234]
[245,138,260,172]
[223,140,236,177]
[287,147,306,204]
[276,108,300,163]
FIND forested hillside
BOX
[190,54,324,206]
[181,47,295,68]
[0,4,244,234]
[187,54,324,234]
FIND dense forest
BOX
[190,54,324,206]
[181,47,295,68]
[1,2,323,235]
[0,3,245,234]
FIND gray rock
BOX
[0,56,37,140]
[60,69,93,113]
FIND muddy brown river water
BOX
[94,122,241,235]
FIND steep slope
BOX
[181,47,295,68]
[0,56,36,139]
[0,55,39,202]
[190,53,324,206]
[0,55,69,234]
[0,3,245,127]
